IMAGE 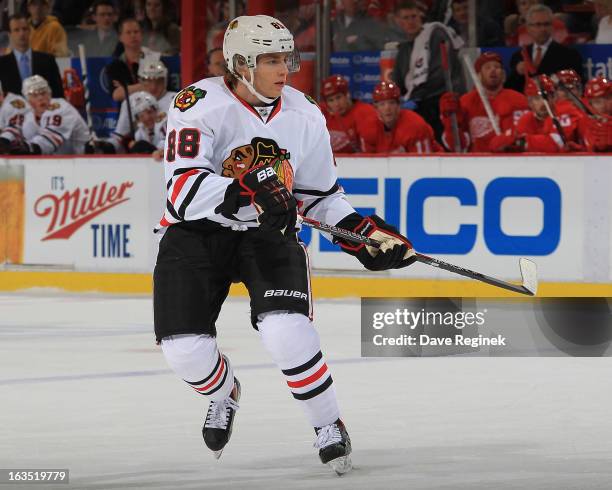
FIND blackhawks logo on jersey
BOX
[222,137,294,190]
[10,98,25,109]
[174,86,207,112]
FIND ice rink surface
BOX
[1,292,612,490]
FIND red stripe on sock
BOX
[286,363,328,389]
[194,356,225,392]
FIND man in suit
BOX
[506,4,583,93]
[0,13,63,98]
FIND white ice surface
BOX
[1,293,611,490]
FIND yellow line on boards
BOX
[0,271,610,297]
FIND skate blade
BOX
[328,455,352,475]
[212,449,223,460]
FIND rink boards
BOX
[0,154,610,295]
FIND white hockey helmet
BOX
[129,91,159,119]
[138,58,168,81]
[223,15,300,103]
[22,75,51,97]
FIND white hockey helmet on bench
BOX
[129,91,159,119]
[22,75,51,97]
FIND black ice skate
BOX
[202,377,241,459]
[314,418,352,475]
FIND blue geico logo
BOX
[299,177,561,256]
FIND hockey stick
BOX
[534,76,568,148]
[440,41,461,152]
[78,44,94,137]
[297,215,538,296]
[462,53,501,135]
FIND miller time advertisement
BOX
[22,160,151,270]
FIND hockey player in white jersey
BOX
[9,75,91,155]
[109,58,175,152]
[128,91,167,159]
[0,90,30,153]
[154,15,416,474]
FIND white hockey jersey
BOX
[158,77,355,230]
[111,90,176,151]
[134,112,167,150]
[22,98,91,154]
[0,93,30,142]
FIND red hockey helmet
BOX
[321,75,349,98]
[525,75,554,97]
[372,81,401,102]
[584,76,610,99]
[555,69,581,89]
[474,52,503,73]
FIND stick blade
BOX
[519,258,538,296]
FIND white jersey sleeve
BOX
[26,99,91,154]
[158,83,235,228]
[0,93,30,142]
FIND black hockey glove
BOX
[334,213,416,271]
[85,140,116,154]
[215,164,297,233]
[10,141,41,155]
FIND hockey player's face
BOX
[479,62,504,90]
[138,107,158,129]
[587,96,607,115]
[253,53,289,99]
[142,78,166,99]
[27,91,51,117]
[528,95,548,120]
[374,99,400,127]
[325,93,350,116]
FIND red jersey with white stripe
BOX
[158,77,355,231]
[22,98,91,154]
[442,88,528,152]
[515,112,564,152]
[323,100,378,153]
[360,109,439,153]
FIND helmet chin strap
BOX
[237,67,277,105]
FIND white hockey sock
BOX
[161,334,235,402]
[258,311,340,428]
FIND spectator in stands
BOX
[73,0,118,58]
[391,0,465,141]
[106,18,159,102]
[27,0,69,57]
[440,52,529,152]
[332,0,395,51]
[446,0,504,47]
[505,4,583,92]
[126,90,166,159]
[594,0,612,43]
[361,81,439,153]
[142,0,180,55]
[206,47,226,77]
[6,74,90,154]
[320,74,378,153]
[109,57,175,152]
[0,14,63,98]
[504,0,537,45]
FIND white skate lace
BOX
[204,397,240,430]
[313,423,342,449]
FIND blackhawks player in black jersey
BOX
[154,14,416,475]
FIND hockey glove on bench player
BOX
[216,164,297,234]
[334,213,416,271]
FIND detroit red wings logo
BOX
[222,137,294,190]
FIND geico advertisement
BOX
[22,160,150,270]
[301,156,611,282]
